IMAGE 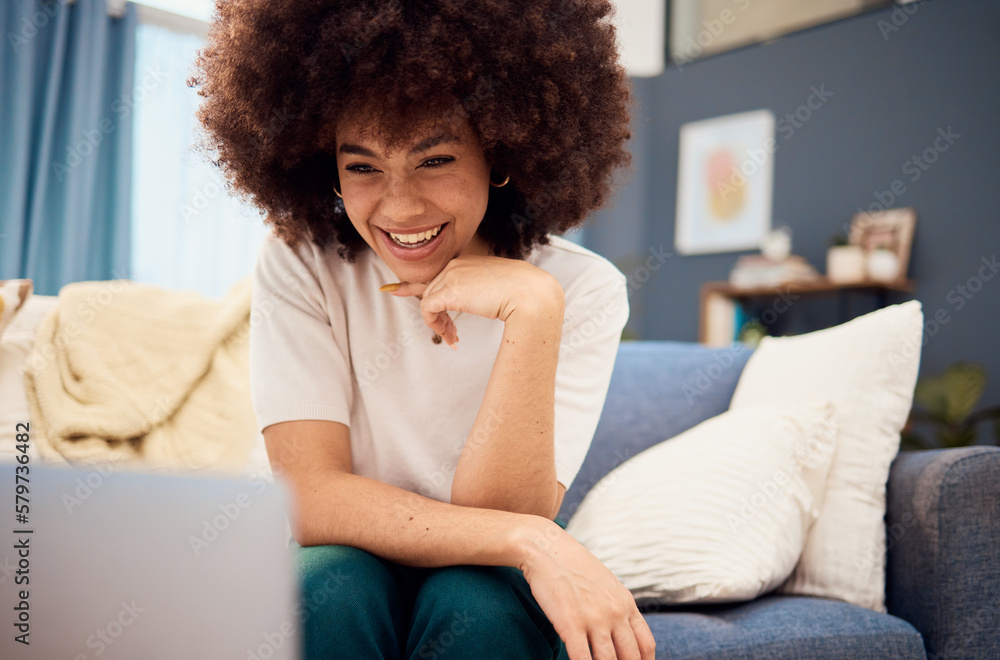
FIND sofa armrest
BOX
[886,446,1000,659]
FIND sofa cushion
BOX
[642,594,926,659]
[729,301,923,613]
[560,341,753,522]
[567,404,837,604]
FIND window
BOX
[130,17,269,298]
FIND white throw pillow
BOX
[728,301,923,612]
[566,403,837,604]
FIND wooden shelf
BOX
[702,277,916,298]
[698,277,917,346]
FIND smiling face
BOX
[334,112,493,284]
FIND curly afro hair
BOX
[190,0,634,260]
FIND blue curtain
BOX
[0,0,136,295]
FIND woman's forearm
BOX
[292,468,560,569]
[450,280,565,517]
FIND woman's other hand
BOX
[515,517,656,660]
[383,255,564,348]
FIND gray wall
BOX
[583,0,1000,437]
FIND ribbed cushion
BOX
[567,404,837,604]
[730,301,923,612]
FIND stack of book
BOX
[728,255,820,289]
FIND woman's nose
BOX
[377,176,426,223]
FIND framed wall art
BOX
[675,109,775,255]
[848,206,917,280]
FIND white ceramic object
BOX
[826,245,866,283]
[760,227,793,262]
[867,249,901,282]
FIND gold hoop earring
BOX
[489,174,510,188]
[333,183,343,198]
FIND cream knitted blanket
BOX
[23,276,256,474]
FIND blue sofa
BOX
[557,341,1000,660]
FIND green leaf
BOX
[914,362,986,424]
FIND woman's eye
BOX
[422,156,454,168]
[344,158,451,174]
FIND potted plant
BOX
[901,361,1000,449]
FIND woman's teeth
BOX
[388,225,442,247]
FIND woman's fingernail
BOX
[379,283,401,292]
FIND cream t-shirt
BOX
[249,232,628,501]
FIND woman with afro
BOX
[192,0,654,658]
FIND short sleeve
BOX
[553,267,629,489]
[249,235,353,432]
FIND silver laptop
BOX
[0,462,299,659]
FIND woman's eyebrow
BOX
[338,132,461,158]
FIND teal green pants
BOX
[294,518,571,659]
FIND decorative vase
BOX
[867,248,901,282]
[826,245,866,284]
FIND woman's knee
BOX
[296,544,410,658]
[409,565,563,658]
[296,544,395,620]
[416,565,529,612]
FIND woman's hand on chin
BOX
[383,255,565,348]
